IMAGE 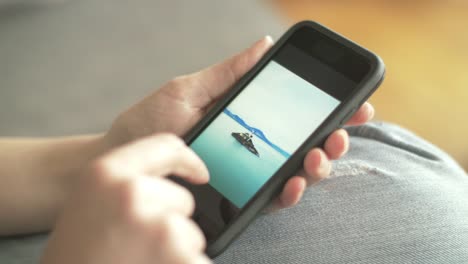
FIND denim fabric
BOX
[214,122,468,263]
[1,122,467,263]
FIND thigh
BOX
[215,122,468,264]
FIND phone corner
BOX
[206,241,227,260]
[368,53,386,80]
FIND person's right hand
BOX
[41,134,211,264]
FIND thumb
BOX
[189,36,274,108]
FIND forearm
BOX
[0,134,110,235]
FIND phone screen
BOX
[191,56,340,208]
[184,27,370,240]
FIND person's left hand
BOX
[107,36,374,211]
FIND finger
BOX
[303,148,331,185]
[324,129,349,160]
[269,176,306,211]
[345,102,375,126]
[171,214,206,254]
[134,177,196,216]
[100,134,209,184]
[193,255,213,264]
[189,36,274,108]
[158,214,206,261]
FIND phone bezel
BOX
[183,20,385,257]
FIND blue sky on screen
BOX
[228,61,340,153]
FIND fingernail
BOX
[264,35,274,43]
[318,151,330,176]
[254,35,273,48]
[339,129,349,155]
[367,103,375,119]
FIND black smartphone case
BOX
[183,20,385,258]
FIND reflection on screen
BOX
[190,61,339,208]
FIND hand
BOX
[41,135,211,264]
[107,36,375,211]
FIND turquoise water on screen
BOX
[191,113,286,208]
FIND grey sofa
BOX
[0,1,284,263]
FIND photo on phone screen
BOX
[190,58,339,208]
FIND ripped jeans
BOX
[1,123,467,264]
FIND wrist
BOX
[51,134,111,199]
[0,134,113,235]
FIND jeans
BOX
[1,122,467,263]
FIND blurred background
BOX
[0,0,466,170]
[273,0,468,170]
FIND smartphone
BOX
[180,21,385,257]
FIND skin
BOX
[0,36,374,263]
[41,135,212,264]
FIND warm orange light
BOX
[273,0,468,169]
